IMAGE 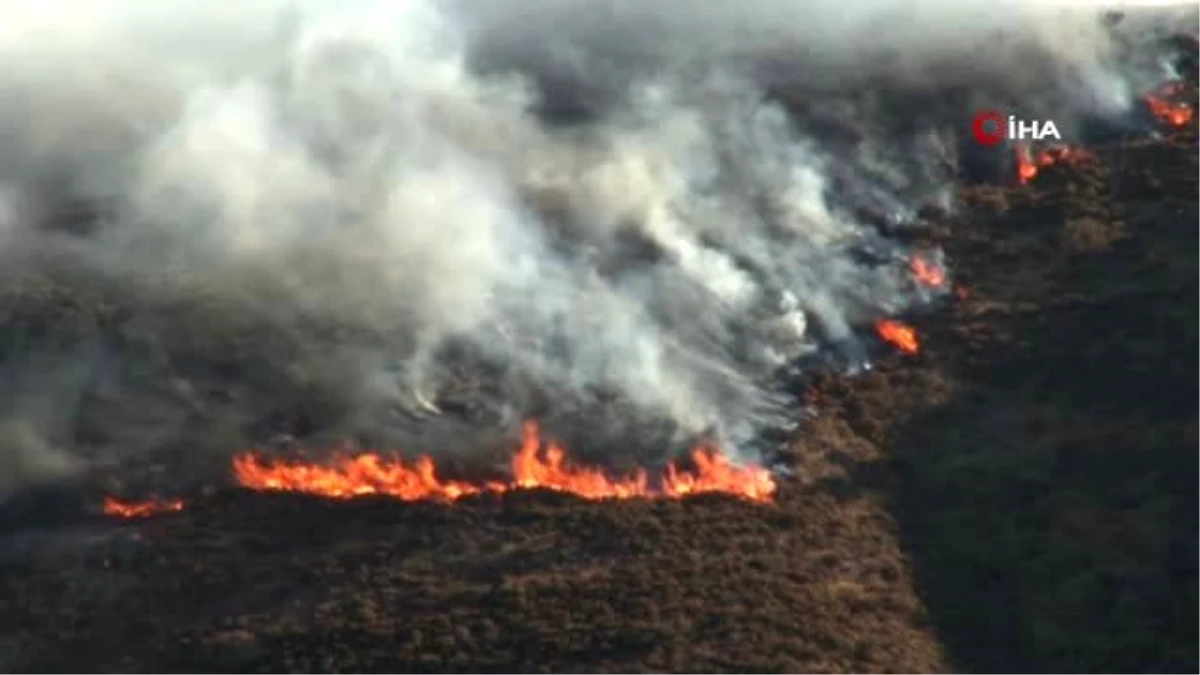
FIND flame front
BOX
[233,422,776,504]
[103,496,184,518]
[875,319,919,355]
[1143,81,1193,127]
[1014,143,1093,185]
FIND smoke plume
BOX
[0,0,1172,497]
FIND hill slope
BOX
[1,75,1196,675]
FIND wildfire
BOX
[909,255,946,288]
[1143,90,1193,128]
[1010,81,1191,185]
[1142,80,1193,127]
[102,496,184,518]
[1013,143,1093,185]
[875,319,919,355]
[233,421,777,504]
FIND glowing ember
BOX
[233,421,776,504]
[103,496,184,518]
[875,319,919,355]
[1143,92,1193,128]
[909,255,946,288]
[1014,143,1093,185]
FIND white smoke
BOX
[0,0,1167,493]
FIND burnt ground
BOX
[0,97,1197,675]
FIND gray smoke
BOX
[0,0,1171,497]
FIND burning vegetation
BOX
[1006,78,1194,186]
[909,254,947,289]
[101,496,185,518]
[89,112,1179,533]
[2,2,1197,672]
[1013,143,1095,185]
[1143,81,1195,127]
[101,423,777,515]
[232,422,776,504]
[874,319,920,355]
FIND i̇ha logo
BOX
[971,110,1062,146]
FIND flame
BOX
[1014,82,1190,185]
[1143,91,1193,128]
[103,496,184,518]
[875,319,919,355]
[1015,146,1039,185]
[909,255,946,288]
[1014,143,1093,185]
[233,421,776,504]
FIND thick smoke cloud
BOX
[0,0,1165,497]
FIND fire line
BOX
[103,496,185,518]
[232,421,777,504]
[1006,80,1189,186]
[1143,79,1194,127]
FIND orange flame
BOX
[1014,143,1093,185]
[1143,92,1193,128]
[909,255,946,288]
[233,422,776,504]
[875,319,919,355]
[1015,145,1039,185]
[102,496,184,518]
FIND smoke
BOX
[0,0,1169,496]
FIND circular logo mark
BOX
[971,110,1006,147]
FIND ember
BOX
[875,319,920,355]
[103,496,185,518]
[233,421,777,504]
